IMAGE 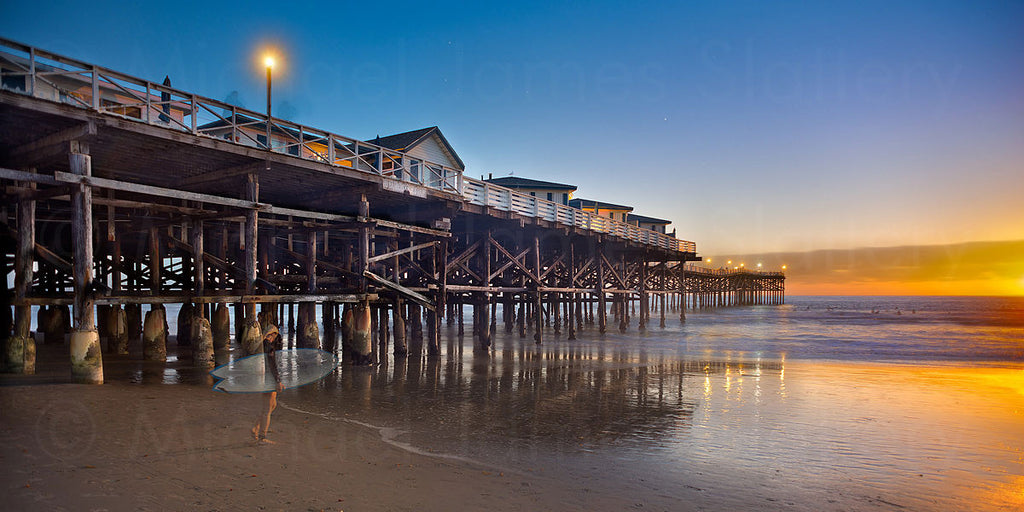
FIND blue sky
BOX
[2,0,1022,257]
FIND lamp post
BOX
[264,55,274,149]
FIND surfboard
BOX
[209,349,339,393]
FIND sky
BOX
[2,1,1022,295]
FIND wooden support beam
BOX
[280,247,361,279]
[573,257,594,284]
[54,171,261,210]
[307,229,317,293]
[489,247,529,281]
[363,270,434,311]
[0,167,60,186]
[639,254,647,332]
[69,149,102,383]
[489,235,540,284]
[600,252,626,289]
[372,219,451,238]
[366,240,436,264]
[148,226,161,293]
[538,253,565,281]
[8,121,96,161]
[8,167,36,373]
[480,231,492,347]
[445,284,527,293]
[244,173,258,318]
[597,244,607,334]
[445,239,482,274]
[179,161,263,187]
[4,184,72,201]
[568,240,576,340]
[533,233,542,344]
[453,259,483,284]
[34,240,72,273]
[191,218,204,298]
[358,194,370,292]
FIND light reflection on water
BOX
[83,296,1024,509]
[287,296,1023,510]
[275,325,1021,511]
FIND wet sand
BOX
[5,346,1022,512]
[1,379,655,512]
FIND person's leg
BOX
[258,391,278,442]
[252,394,264,441]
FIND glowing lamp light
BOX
[782,265,787,270]
[264,55,276,68]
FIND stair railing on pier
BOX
[462,177,697,254]
[0,38,463,195]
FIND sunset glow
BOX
[711,240,1024,296]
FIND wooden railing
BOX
[463,178,697,253]
[0,38,463,195]
[0,37,697,255]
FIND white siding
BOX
[407,134,458,169]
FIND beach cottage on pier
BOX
[627,213,672,235]
[482,176,577,206]
[568,198,634,223]
[370,126,466,177]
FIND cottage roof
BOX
[628,214,671,225]
[197,114,318,141]
[483,176,577,191]
[370,126,466,171]
[569,198,634,212]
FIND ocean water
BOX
[268,295,1024,511]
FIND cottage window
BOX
[101,98,141,119]
[409,160,420,182]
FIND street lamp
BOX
[264,55,275,149]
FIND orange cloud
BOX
[709,240,1024,296]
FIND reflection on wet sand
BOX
[297,330,783,456]
[272,330,1021,512]
[12,309,1021,511]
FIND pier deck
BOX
[0,38,783,380]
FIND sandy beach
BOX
[1,379,650,512]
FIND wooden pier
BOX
[0,39,784,380]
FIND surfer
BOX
[253,326,284,444]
